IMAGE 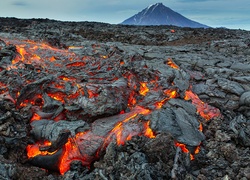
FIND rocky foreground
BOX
[0,18,250,179]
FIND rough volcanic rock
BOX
[0,17,250,180]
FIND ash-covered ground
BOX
[0,18,250,180]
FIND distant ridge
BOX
[121,2,209,28]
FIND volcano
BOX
[121,2,209,28]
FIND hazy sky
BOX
[0,0,250,30]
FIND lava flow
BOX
[184,90,221,120]
[0,38,221,175]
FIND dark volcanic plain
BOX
[0,18,250,179]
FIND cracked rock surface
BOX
[0,18,249,179]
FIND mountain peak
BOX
[151,2,162,6]
[121,3,209,28]
[150,2,163,6]
[147,3,163,9]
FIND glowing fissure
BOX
[26,140,57,158]
[167,58,179,69]
[104,106,151,146]
[155,89,177,109]
[175,89,221,159]
[184,90,221,120]
[139,82,149,96]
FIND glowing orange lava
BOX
[106,107,150,146]
[15,46,28,62]
[66,62,86,67]
[139,82,149,96]
[58,132,88,174]
[128,91,137,107]
[26,140,56,158]
[175,142,189,153]
[164,89,177,98]
[155,89,177,109]
[143,121,156,138]
[47,92,65,103]
[170,29,175,33]
[30,113,42,122]
[87,89,99,98]
[167,58,179,69]
[59,76,77,81]
[2,38,222,175]
[184,90,221,120]
[175,142,200,160]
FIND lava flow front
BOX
[0,37,221,175]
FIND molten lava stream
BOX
[9,38,218,174]
[30,113,42,122]
[184,90,221,120]
[26,140,57,158]
[103,106,151,146]
[139,82,149,96]
[59,132,90,175]
[27,106,154,175]
[155,89,178,109]
[143,121,156,138]
[14,45,28,63]
[166,58,179,69]
[175,142,200,160]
